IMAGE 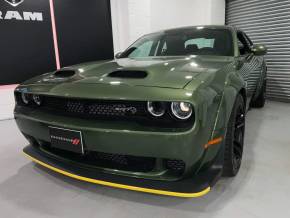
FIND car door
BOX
[236,31,261,100]
[243,33,266,95]
[244,32,266,99]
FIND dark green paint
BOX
[14,25,267,182]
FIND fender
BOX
[197,70,246,170]
[218,71,246,129]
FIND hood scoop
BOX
[54,69,75,78]
[107,70,148,79]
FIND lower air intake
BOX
[164,159,186,175]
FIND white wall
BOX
[110,0,130,53]
[111,0,225,53]
[0,86,16,120]
[111,0,152,53]
[210,0,226,25]
[151,0,212,32]
[128,0,151,45]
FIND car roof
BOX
[150,25,235,35]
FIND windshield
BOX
[121,28,233,58]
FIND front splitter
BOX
[23,145,215,198]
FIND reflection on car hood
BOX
[28,56,234,89]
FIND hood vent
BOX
[54,69,75,78]
[108,70,148,79]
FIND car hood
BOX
[26,56,234,89]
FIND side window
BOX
[154,41,168,56]
[237,32,251,56]
[160,42,167,55]
[128,40,154,58]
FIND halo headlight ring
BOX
[21,93,30,104]
[147,101,165,117]
[171,102,193,120]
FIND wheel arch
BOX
[238,87,247,106]
[214,71,246,133]
[196,71,246,172]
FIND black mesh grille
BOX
[40,145,156,173]
[164,159,186,174]
[87,151,156,172]
[40,96,147,118]
[67,101,85,113]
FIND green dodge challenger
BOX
[14,25,267,197]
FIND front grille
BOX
[87,151,156,172]
[40,145,156,173]
[27,137,186,175]
[15,93,194,129]
[43,96,146,118]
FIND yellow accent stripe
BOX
[23,152,210,198]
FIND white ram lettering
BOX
[23,12,43,21]
[5,11,23,20]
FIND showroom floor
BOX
[0,101,289,218]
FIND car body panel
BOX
[22,56,234,90]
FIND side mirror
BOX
[251,44,267,56]
[115,52,123,59]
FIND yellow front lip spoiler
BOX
[23,152,211,198]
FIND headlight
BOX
[21,93,30,104]
[147,101,165,117]
[33,95,42,106]
[171,102,193,120]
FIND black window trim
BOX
[237,30,252,56]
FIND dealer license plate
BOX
[49,126,84,154]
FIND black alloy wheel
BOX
[223,94,245,177]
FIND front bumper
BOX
[15,105,223,197]
[15,105,214,179]
[23,145,220,197]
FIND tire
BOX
[222,94,245,177]
[251,79,266,108]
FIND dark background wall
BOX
[0,0,114,85]
[0,0,55,85]
[54,0,114,67]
